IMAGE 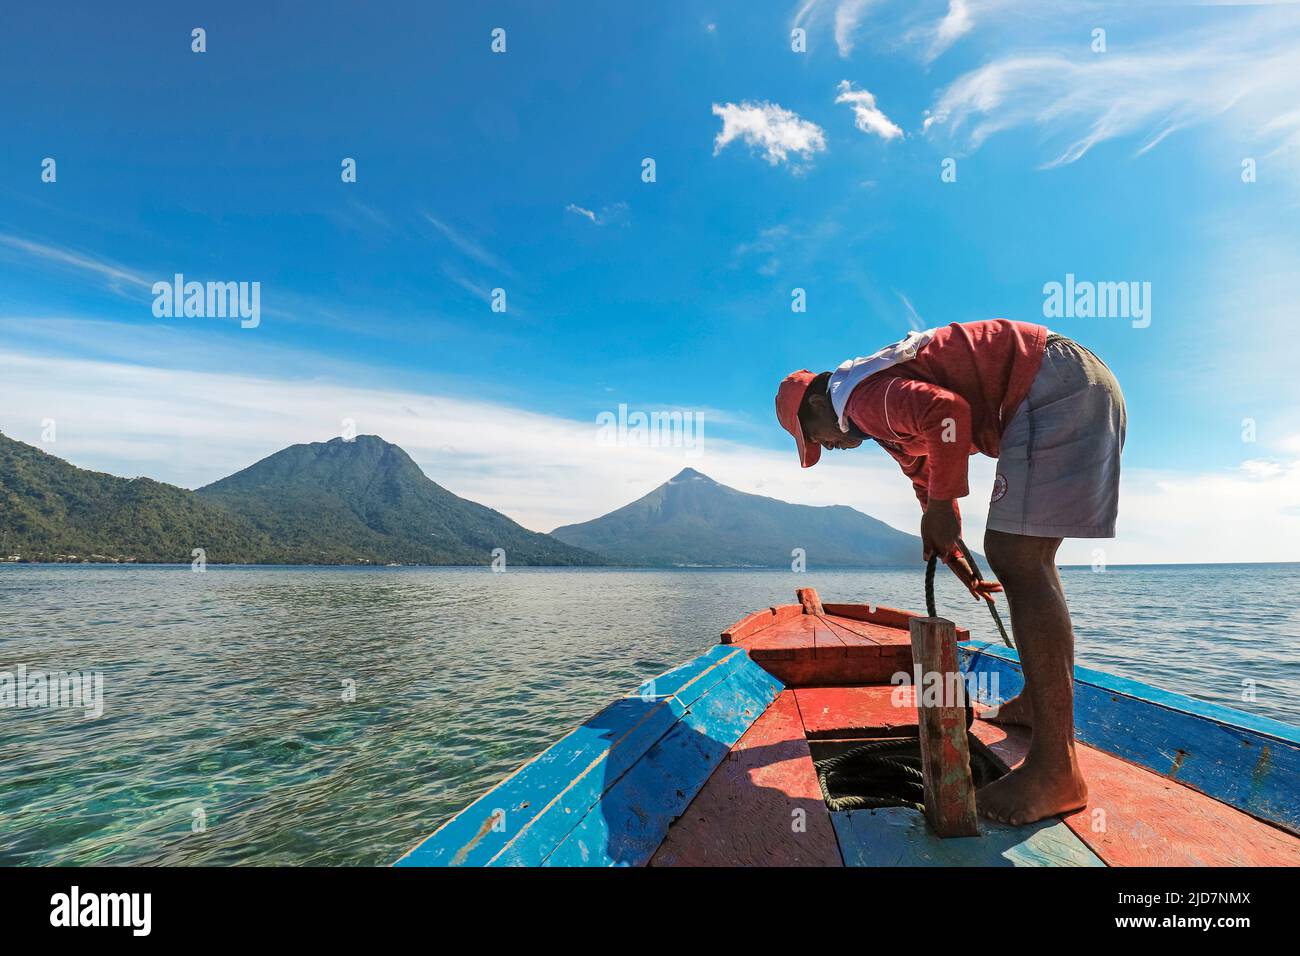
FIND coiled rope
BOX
[815,736,1004,812]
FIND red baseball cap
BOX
[775,369,821,468]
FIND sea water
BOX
[1,563,1295,865]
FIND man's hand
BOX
[920,498,960,561]
[945,550,1004,602]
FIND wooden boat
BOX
[395,589,1300,867]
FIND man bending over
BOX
[775,319,1126,825]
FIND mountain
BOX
[550,467,922,568]
[0,431,278,563]
[0,431,601,566]
[195,435,600,566]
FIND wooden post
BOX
[796,587,824,616]
[908,616,979,837]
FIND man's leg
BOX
[975,528,1088,825]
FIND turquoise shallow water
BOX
[1,563,1296,866]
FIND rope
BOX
[926,539,1015,650]
[814,735,1004,812]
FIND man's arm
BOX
[849,376,974,559]
[871,438,932,509]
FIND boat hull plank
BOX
[832,806,1105,867]
[651,690,842,867]
[721,604,803,645]
[820,614,912,647]
[795,685,917,736]
[543,657,782,866]
[822,603,970,642]
[735,611,914,687]
[961,641,1300,834]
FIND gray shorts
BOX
[986,334,1127,538]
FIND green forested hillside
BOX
[0,431,602,565]
[0,432,278,562]
[196,435,601,565]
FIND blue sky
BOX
[3,1,1300,562]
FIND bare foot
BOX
[983,692,1033,727]
[977,754,1088,826]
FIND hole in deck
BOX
[808,732,1007,813]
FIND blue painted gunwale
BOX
[959,641,1300,833]
[395,645,783,866]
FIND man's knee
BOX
[984,530,1059,583]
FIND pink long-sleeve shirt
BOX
[843,320,1048,509]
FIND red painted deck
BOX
[971,715,1300,867]
[651,690,841,867]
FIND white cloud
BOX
[835,80,903,140]
[923,10,1300,168]
[566,204,597,223]
[711,101,828,169]
[1242,458,1283,479]
[1097,459,1300,565]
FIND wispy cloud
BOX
[440,262,495,302]
[711,101,828,170]
[730,220,851,281]
[923,10,1300,168]
[896,291,925,331]
[922,0,975,60]
[422,214,513,274]
[732,225,790,276]
[909,0,1033,63]
[793,0,880,57]
[0,233,153,295]
[565,201,629,226]
[835,80,903,140]
[0,234,414,335]
[328,198,390,234]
